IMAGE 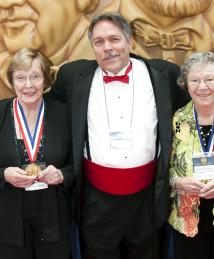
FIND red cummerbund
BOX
[84,158,157,195]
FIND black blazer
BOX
[49,54,190,227]
[0,97,75,247]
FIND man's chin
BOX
[104,64,122,74]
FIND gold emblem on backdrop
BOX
[1,0,214,99]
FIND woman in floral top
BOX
[169,52,214,259]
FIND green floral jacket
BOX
[168,101,214,237]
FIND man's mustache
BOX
[104,52,118,60]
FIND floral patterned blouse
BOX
[168,101,214,237]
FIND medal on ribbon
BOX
[192,108,214,183]
[14,97,44,165]
[25,163,42,177]
[13,98,48,190]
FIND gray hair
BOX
[7,48,53,90]
[88,12,132,42]
[177,51,214,90]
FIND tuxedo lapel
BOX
[150,67,172,158]
[71,73,94,170]
[148,67,173,194]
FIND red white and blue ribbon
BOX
[13,97,44,162]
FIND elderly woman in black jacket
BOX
[0,48,75,259]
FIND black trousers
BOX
[173,228,214,259]
[0,215,71,259]
[80,183,163,259]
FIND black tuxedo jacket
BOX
[0,97,75,247]
[49,54,190,227]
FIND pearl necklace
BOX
[199,125,212,146]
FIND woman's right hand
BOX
[175,176,206,196]
[4,167,37,188]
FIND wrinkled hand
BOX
[175,176,205,196]
[4,167,36,188]
[38,165,64,185]
[199,179,214,199]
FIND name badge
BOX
[22,162,48,191]
[25,181,48,191]
[109,131,133,149]
[192,153,214,183]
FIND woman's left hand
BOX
[38,165,64,185]
[199,179,214,199]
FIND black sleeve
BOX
[149,58,190,111]
[167,62,190,111]
[46,64,68,102]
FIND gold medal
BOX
[201,179,210,184]
[25,163,41,177]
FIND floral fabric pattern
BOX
[178,194,200,237]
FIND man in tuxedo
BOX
[50,12,189,259]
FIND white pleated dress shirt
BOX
[84,57,158,168]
